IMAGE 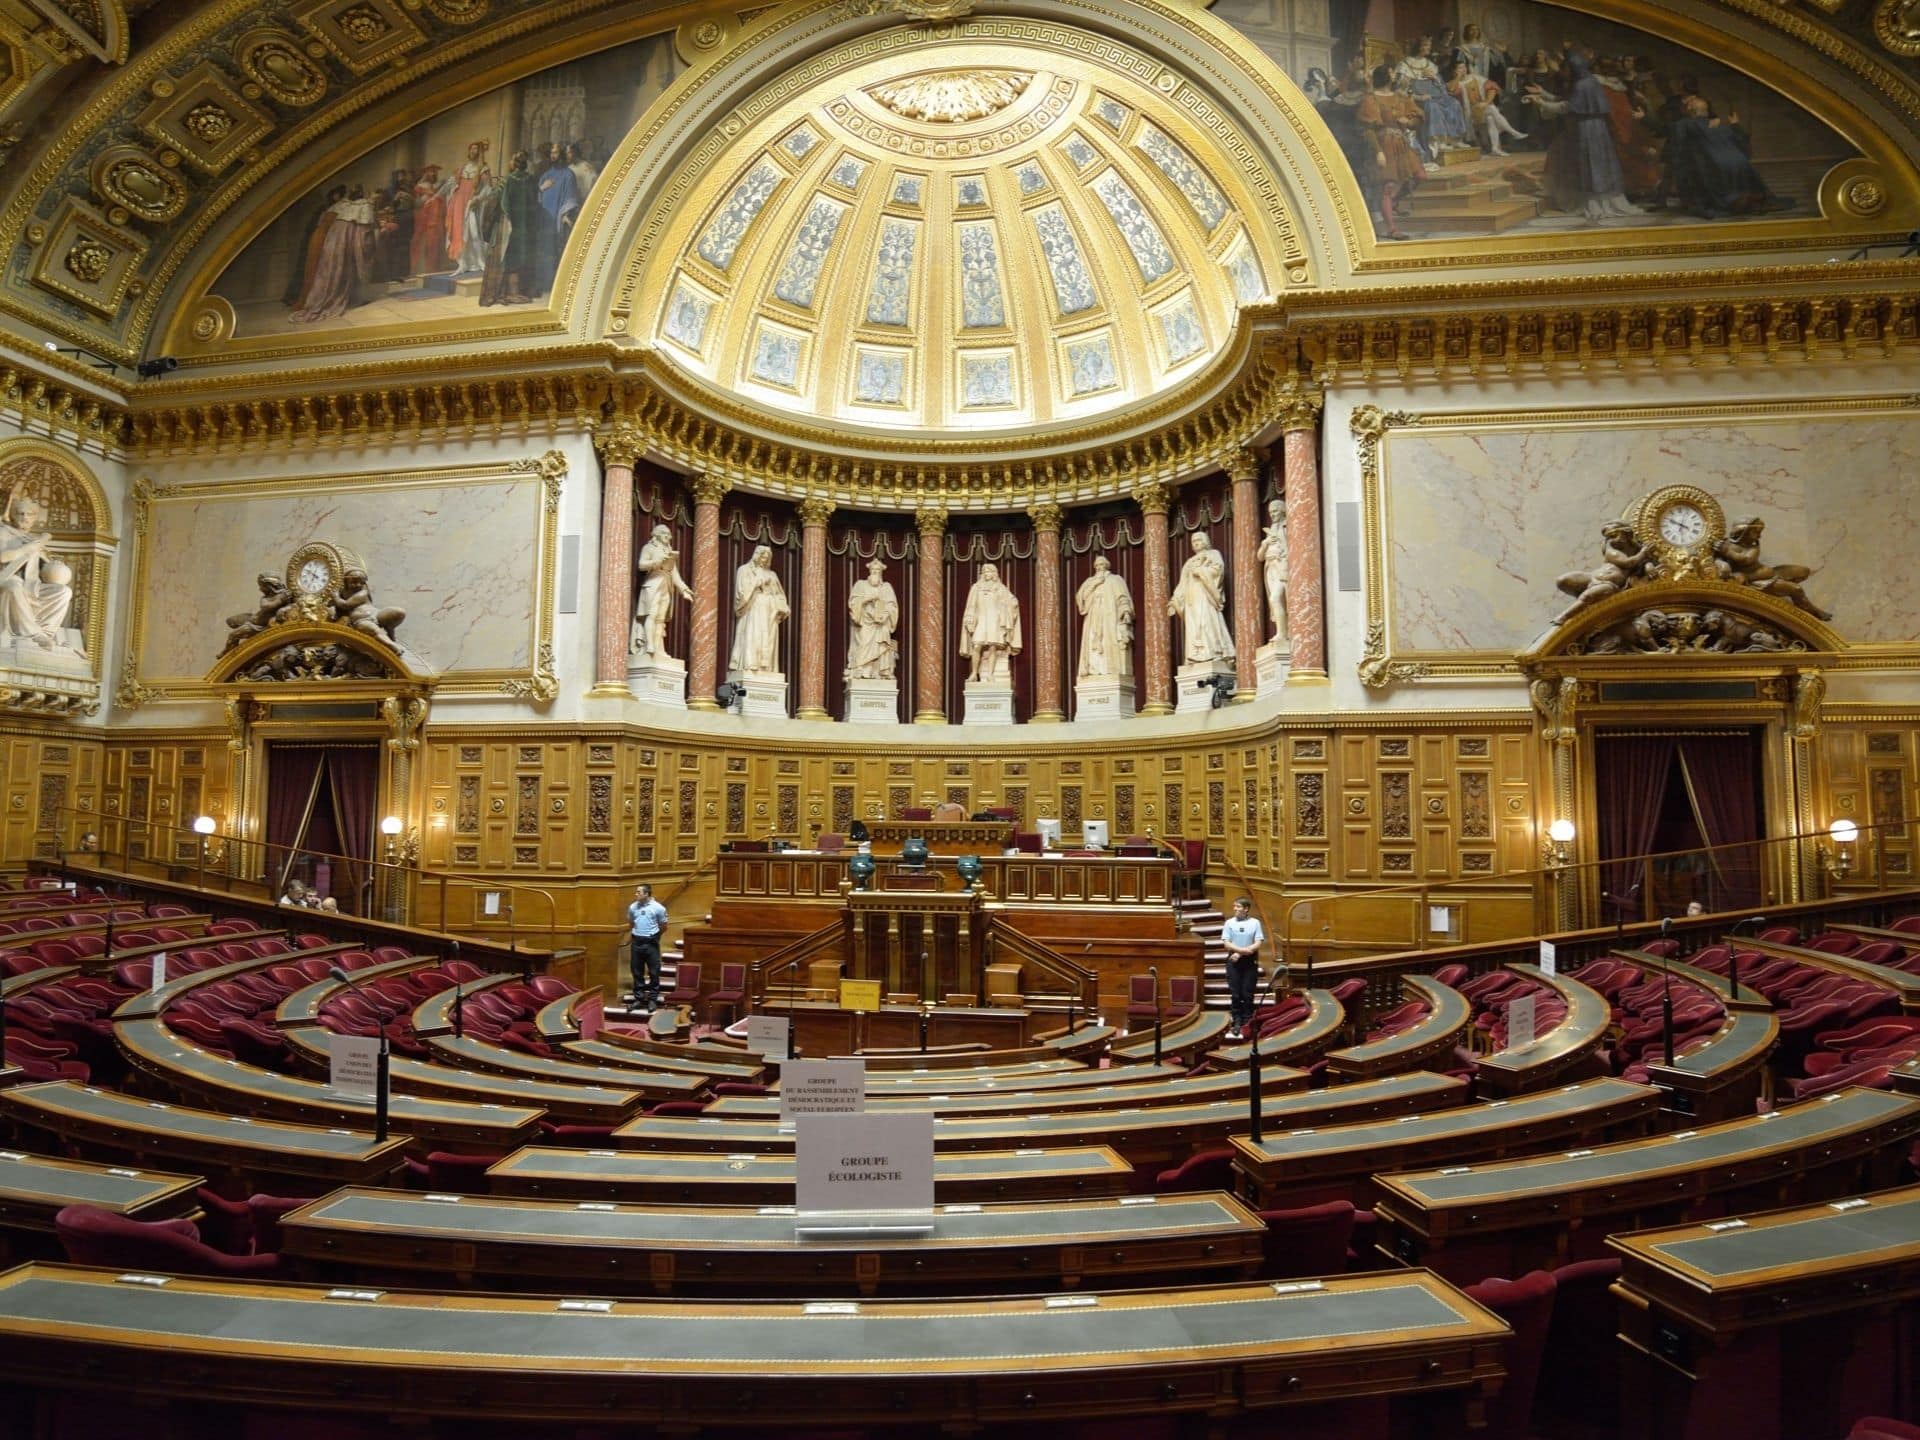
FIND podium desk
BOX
[865,820,1013,854]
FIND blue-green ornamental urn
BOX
[955,854,983,889]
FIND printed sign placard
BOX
[149,953,167,991]
[1429,905,1452,936]
[329,1033,381,1099]
[745,1015,790,1057]
[839,978,882,1013]
[1507,993,1539,1050]
[795,1110,934,1214]
[1538,940,1558,976]
[780,1058,866,1121]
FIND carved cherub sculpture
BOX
[222,573,294,652]
[334,567,406,649]
[1712,517,1832,621]
[1552,520,1656,625]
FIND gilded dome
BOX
[638,38,1282,436]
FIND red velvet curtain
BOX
[325,745,380,915]
[1594,733,1677,904]
[1676,733,1764,911]
[264,746,327,893]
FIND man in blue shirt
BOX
[1220,897,1266,1039]
[627,882,669,1009]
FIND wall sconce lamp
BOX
[1545,818,1576,869]
[191,814,221,881]
[1819,818,1858,884]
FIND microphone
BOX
[1726,915,1766,1003]
[448,941,463,1040]
[327,964,390,1143]
[1657,916,1675,1066]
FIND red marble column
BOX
[1028,503,1064,724]
[1282,397,1327,677]
[591,421,643,693]
[1137,482,1173,716]
[913,505,947,724]
[795,496,834,720]
[687,474,731,711]
[1228,450,1262,701]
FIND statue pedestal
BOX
[1255,642,1291,694]
[843,677,899,725]
[728,669,788,720]
[962,681,1015,726]
[628,656,687,710]
[1075,674,1136,722]
[1175,658,1236,714]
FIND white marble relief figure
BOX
[1257,499,1289,647]
[1168,530,1234,664]
[960,561,1022,683]
[728,544,789,674]
[1075,555,1134,678]
[631,523,693,660]
[845,557,900,680]
[0,493,77,652]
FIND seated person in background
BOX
[1685,900,1705,917]
[317,896,340,913]
[279,879,311,907]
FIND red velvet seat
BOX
[1462,1270,1556,1440]
[55,1204,281,1277]
[665,959,704,1008]
[1124,973,1159,1031]
[1254,1200,1355,1279]
[706,963,747,1026]
[1851,1420,1920,1440]
[1153,1146,1234,1194]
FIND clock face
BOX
[295,558,332,595]
[1658,503,1707,547]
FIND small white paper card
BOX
[1538,940,1557,976]
[329,1032,380,1099]
[482,891,503,917]
[1429,906,1452,936]
[795,1110,933,1214]
[149,953,167,991]
[781,1058,866,1121]
[745,1015,790,1057]
[1507,993,1538,1050]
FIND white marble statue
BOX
[727,543,789,674]
[1075,555,1134,678]
[1168,530,1234,665]
[631,523,693,660]
[1257,498,1289,647]
[845,556,900,680]
[960,561,1022,684]
[0,494,77,652]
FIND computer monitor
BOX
[1035,818,1063,850]
[1081,820,1110,850]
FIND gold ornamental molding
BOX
[116,451,565,710]
[1353,397,1920,693]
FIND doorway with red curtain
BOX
[1593,730,1767,919]
[263,742,381,914]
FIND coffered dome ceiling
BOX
[634,39,1284,436]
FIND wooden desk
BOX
[762,999,1033,1056]
[1611,1184,1920,1440]
[113,1018,546,1151]
[0,1081,410,1189]
[1229,1078,1664,1210]
[615,1073,1467,1174]
[488,1144,1136,1204]
[0,1147,202,1238]
[1372,1087,1920,1283]
[848,1059,1103,1092]
[1643,1011,1780,1123]
[865,820,1013,854]
[1208,989,1345,1070]
[1472,964,1611,1096]
[1324,975,1470,1081]
[1111,1009,1232,1066]
[278,1188,1267,1297]
[0,1265,1509,1432]
[707,1062,1309,1119]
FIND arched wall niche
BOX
[0,437,115,686]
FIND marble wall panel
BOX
[1383,412,1920,652]
[140,473,542,678]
